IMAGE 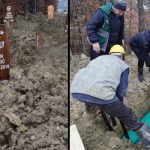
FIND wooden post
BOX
[0,24,10,80]
[35,0,36,13]
[36,31,42,54]
[47,5,54,20]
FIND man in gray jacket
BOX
[71,45,150,148]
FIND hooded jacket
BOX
[86,3,124,53]
[129,30,150,67]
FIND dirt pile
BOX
[70,53,150,150]
[0,13,68,150]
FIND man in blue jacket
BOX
[71,45,150,148]
[129,30,150,82]
[86,0,127,60]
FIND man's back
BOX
[130,30,150,49]
[71,55,128,100]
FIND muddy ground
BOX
[70,53,150,150]
[0,12,68,150]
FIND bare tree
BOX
[100,0,114,5]
[101,0,107,5]
[138,0,145,32]
[35,0,36,12]
[44,0,57,11]
[25,0,29,16]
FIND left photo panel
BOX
[0,0,68,149]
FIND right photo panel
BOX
[70,0,150,149]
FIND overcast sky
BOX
[57,0,68,12]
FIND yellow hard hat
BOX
[109,45,125,54]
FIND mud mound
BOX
[0,14,68,150]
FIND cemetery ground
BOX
[0,12,68,149]
[70,53,150,150]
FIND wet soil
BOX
[0,12,68,150]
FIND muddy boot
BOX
[138,68,145,82]
[136,124,150,148]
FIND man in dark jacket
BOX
[86,0,127,60]
[71,45,150,149]
[129,30,150,82]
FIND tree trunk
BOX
[138,0,145,32]
[100,0,114,5]
[101,0,107,5]
[35,0,36,13]
[25,0,29,18]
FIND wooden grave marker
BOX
[3,3,15,32]
[0,24,10,80]
[48,5,54,20]
[3,3,15,23]
[36,31,42,54]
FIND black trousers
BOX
[129,42,145,68]
[87,101,143,131]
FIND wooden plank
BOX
[70,124,85,150]
[0,24,10,80]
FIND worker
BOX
[71,45,150,148]
[129,30,150,82]
[86,0,127,60]
[86,0,127,111]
